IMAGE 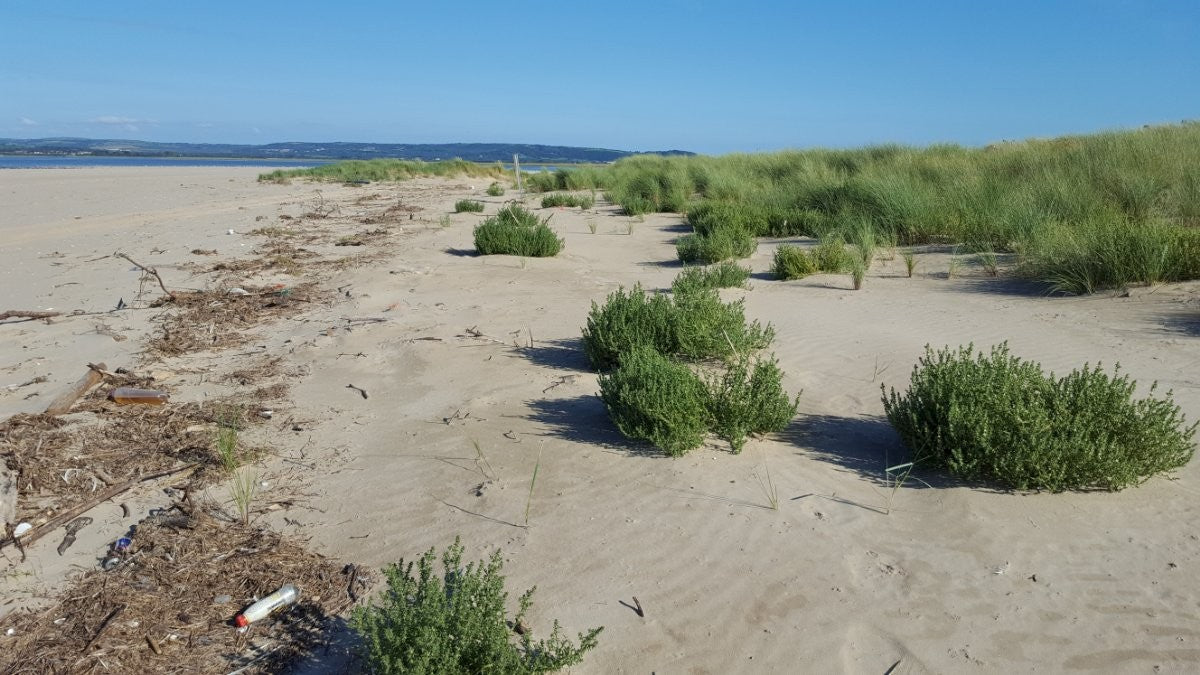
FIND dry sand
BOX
[2,167,1200,673]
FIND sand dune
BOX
[2,168,1199,673]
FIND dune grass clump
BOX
[812,233,853,273]
[352,538,601,674]
[581,285,773,371]
[882,343,1197,491]
[546,123,1200,292]
[473,205,563,257]
[671,262,751,294]
[676,226,757,264]
[455,199,485,213]
[771,245,817,280]
[598,348,711,456]
[486,182,506,196]
[541,193,595,209]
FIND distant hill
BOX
[0,138,693,163]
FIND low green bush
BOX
[671,262,751,294]
[486,182,506,196]
[352,538,602,674]
[473,205,564,257]
[771,245,817,280]
[598,348,711,456]
[705,355,801,453]
[581,285,677,371]
[455,199,485,213]
[541,193,595,209]
[882,343,1197,491]
[581,285,773,371]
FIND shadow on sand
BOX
[525,394,660,456]
[511,337,593,372]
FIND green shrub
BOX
[352,538,601,674]
[882,343,1197,491]
[473,205,563,257]
[581,285,773,371]
[455,199,485,213]
[705,355,800,453]
[671,262,751,294]
[581,285,677,371]
[676,227,757,264]
[672,289,774,362]
[541,193,595,209]
[486,182,506,196]
[771,245,817,280]
[598,348,711,456]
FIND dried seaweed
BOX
[0,505,369,674]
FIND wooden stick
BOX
[0,310,61,322]
[44,362,107,416]
[81,604,126,653]
[1,463,198,552]
[115,251,175,301]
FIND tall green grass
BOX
[259,158,509,183]
[548,123,1200,293]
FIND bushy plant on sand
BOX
[671,262,751,294]
[581,285,773,371]
[812,233,852,273]
[598,348,712,456]
[486,182,506,196]
[705,355,801,453]
[882,343,1197,491]
[352,538,602,674]
[473,205,563,257]
[771,245,817,280]
[455,199,485,213]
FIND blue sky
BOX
[2,1,1197,154]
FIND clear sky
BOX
[2,1,1197,154]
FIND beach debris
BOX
[227,229,236,235]
[991,561,1011,575]
[1,465,15,529]
[44,362,107,416]
[114,251,176,301]
[227,287,251,296]
[191,248,218,255]
[346,384,369,399]
[259,409,274,419]
[13,522,32,538]
[619,597,646,618]
[0,310,62,323]
[4,375,48,393]
[115,297,126,310]
[108,387,170,405]
[234,584,299,627]
[56,516,93,555]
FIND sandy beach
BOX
[3,167,1200,673]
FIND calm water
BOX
[0,156,333,169]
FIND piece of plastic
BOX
[108,388,169,405]
[234,584,298,627]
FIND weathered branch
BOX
[0,310,61,323]
[115,251,176,301]
[43,362,107,416]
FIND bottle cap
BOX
[234,614,249,628]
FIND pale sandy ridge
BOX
[2,168,1200,673]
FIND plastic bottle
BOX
[108,387,169,405]
[234,584,299,627]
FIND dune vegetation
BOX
[259,158,508,184]
[533,123,1200,293]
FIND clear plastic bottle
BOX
[234,584,299,627]
[108,387,169,405]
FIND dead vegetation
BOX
[148,283,323,356]
[0,503,368,674]
[0,378,263,528]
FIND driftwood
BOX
[115,251,176,301]
[43,362,107,416]
[0,310,61,322]
[0,464,15,529]
[1,463,198,553]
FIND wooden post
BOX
[44,362,106,416]
[513,154,522,195]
